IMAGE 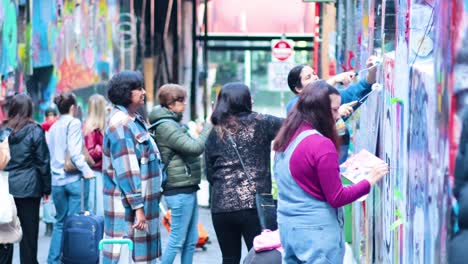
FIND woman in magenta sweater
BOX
[273,80,388,263]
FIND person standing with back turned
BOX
[2,94,50,264]
[205,82,283,264]
[47,92,94,264]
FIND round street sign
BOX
[272,40,294,61]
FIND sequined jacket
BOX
[205,112,282,213]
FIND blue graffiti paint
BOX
[0,0,17,75]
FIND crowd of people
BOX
[0,56,394,264]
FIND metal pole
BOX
[190,0,198,120]
[203,0,208,119]
[173,0,180,82]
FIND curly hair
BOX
[107,71,144,107]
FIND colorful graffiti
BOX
[435,0,468,179]
[0,0,18,75]
[51,0,100,92]
[0,0,147,121]
[336,0,453,263]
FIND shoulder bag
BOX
[64,120,95,173]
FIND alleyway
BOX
[1,0,467,263]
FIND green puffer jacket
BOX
[148,106,212,191]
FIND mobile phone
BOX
[0,128,12,142]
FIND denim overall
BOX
[275,130,345,264]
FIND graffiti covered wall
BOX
[335,0,456,262]
[0,0,141,119]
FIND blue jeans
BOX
[87,171,104,216]
[47,180,82,264]
[279,222,344,264]
[162,192,199,264]
[42,197,56,224]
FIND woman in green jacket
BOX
[149,84,212,264]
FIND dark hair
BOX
[4,94,34,132]
[211,82,252,135]
[107,70,144,107]
[287,65,305,94]
[45,107,58,117]
[273,80,340,152]
[157,84,187,108]
[54,92,77,115]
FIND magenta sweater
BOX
[288,123,371,208]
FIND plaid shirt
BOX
[102,106,162,263]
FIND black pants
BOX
[212,209,262,264]
[14,197,41,264]
[0,244,13,264]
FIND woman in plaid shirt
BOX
[102,71,162,263]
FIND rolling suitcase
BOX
[159,203,209,250]
[61,179,104,264]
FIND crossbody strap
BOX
[65,120,73,153]
[225,130,250,178]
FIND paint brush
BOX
[355,61,381,77]
[337,60,382,86]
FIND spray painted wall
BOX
[0,0,139,119]
[334,0,457,262]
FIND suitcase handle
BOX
[99,238,134,251]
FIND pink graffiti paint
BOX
[384,57,395,96]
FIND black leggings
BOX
[15,197,41,264]
[212,209,262,264]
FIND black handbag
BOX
[226,131,278,230]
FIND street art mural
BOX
[336,0,453,263]
[0,0,22,119]
[0,0,145,121]
[0,0,18,76]
[439,0,468,177]
[49,0,109,92]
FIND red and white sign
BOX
[271,39,294,61]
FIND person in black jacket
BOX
[2,94,51,264]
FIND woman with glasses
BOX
[149,84,212,264]
[102,71,162,263]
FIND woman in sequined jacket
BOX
[205,82,282,264]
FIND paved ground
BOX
[13,207,247,263]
